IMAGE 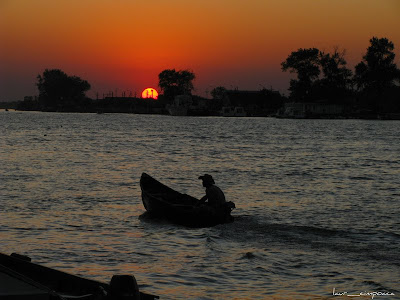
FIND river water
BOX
[1,111,399,299]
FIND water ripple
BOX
[1,112,399,299]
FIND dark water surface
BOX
[1,111,399,299]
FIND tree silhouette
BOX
[315,48,353,103]
[281,48,320,102]
[37,69,90,110]
[282,47,354,103]
[354,37,400,111]
[211,86,227,100]
[158,69,195,101]
[354,37,400,93]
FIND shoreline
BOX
[2,108,400,120]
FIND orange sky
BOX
[1,0,399,100]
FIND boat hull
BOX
[140,173,235,227]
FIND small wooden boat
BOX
[140,173,235,227]
[0,252,158,300]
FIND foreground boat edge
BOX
[0,252,159,300]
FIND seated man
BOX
[198,174,226,209]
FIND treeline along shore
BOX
[2,36,400,119]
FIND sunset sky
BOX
[1,0,399,101]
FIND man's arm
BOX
[199,195,208,203]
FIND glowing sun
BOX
[142,88,158,99]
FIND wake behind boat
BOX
[140,173,235,227]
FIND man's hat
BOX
[198,174,215,184]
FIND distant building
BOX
[224,89,284,116]
[189,96,220,116]
[97,96,165,114]
[221,106,246,117]
[167,95,192,116]
[281,102,346,118]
